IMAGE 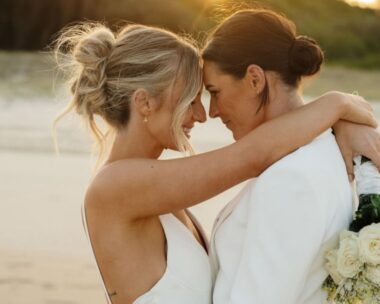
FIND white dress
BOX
[82,206,212,304]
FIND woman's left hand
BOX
[333,120,380,181]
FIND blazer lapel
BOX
[209,179,257,283]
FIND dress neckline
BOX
[170,210,209,254]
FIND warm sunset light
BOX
[345,0,380,9]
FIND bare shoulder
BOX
[84,159,152,219]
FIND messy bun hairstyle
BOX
[202,9,324,109]
[53,23,202,165]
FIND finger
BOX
[348,172,355,182]
[343,107,376,127]
[360,112,377,128]
[342,152,354,182]
[369,113,378,128]
[367,151,380,172]
[356,95,373,112]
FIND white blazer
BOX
[209,130,353,304]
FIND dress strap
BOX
[81,203,113,304]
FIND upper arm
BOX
[90,147,262,220]
[228,166,326,303]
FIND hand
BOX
[337,92,377,128]
[333,121,380,181]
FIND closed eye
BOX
[209,90,219,97]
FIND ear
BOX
[132,89,154,117]
[245,64,266,95]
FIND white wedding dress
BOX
[82,206,212,304]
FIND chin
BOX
[232,127,252,141]
[232,131,242,141]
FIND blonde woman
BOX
[54,23,378,304]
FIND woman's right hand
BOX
[333,92,377,128]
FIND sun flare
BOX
[360,0,377,4]
[345,0,379,8]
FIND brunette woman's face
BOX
[203,61,266,140]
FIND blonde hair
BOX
[53,23,202,167]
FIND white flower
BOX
[325,249,344,285]
[358,223,380,265]
[337,231,362,278]
[364,265,380,286]
[340,230,358,241]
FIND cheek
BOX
[182,107,193,124]
[220,89,247,115]
[230,98,266,137]
[217,95,236,116]
[148,110,174,144]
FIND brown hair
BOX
[53,23,202,166]
[202,9,324,109]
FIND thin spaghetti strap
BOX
[81,203,113,304]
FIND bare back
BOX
[83,188,209,304]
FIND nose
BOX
[209,99,220,119]
[193,102,207,123]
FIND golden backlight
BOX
[345,0,379,9]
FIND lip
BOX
[182,125,193,138]
[223,120,231,129]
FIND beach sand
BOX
[0,97,247,303]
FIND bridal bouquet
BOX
[322,156,380,304]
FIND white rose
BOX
[358,223,380,265]
[325,249,344,285]
[364,265,380,286]
[340,230,358,242]
[337,232,362,278]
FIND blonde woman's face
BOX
[147,83,206,151]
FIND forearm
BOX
[239,92,345,176]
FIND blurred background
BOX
[1,0,380,303]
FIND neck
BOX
[264,74,305,121]
[106,120,164,164]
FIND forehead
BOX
[202,61,220,83]
[203,61,235,88]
